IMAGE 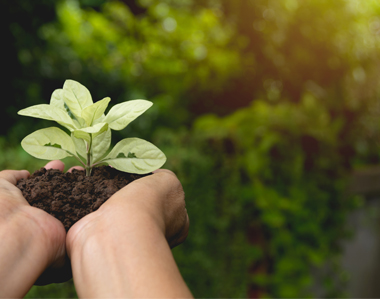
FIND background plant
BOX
[3,0,380,298]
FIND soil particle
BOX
[16,166,150,231]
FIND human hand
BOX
[66,168,192,298]
[0,161,68,298]
[104,169,189,248]
[67,168,189,250]
[32,160,75,286]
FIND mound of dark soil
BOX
[16,166,150,231]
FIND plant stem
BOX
[85,135,93,176]
[86,152,92,176]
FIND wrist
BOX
[67,204,168,298]
[67,199,165,254]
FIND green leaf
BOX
[51,85,92,129]
[18,104,76,131]
[76,122,108,134]
[93,114,106,124]
[63,79,93,119]
[71,133,87,159]
[50,88,86,127]
[73,131,90,143]
[101,138,166,174]
[92,128,111,163]
[21,127,76,160]
[44,143,62,149]
[116,152,137,158]
[103,100,153,130]
[127,152,137,158]
[50,89,65,110]
[73,122,108,142]
[81,97,111,126]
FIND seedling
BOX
[18,80,166,176]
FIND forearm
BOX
[69,212,193,299]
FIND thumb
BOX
[0,170,30,186]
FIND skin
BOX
[66,168,192,298]
[0,162,67,298]
[0,161,192,298]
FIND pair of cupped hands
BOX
[0,160,190,298]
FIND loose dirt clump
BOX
[17,166,150,231]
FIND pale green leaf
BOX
[63,79,93,119]
[73,114,88,129]
[103,100,153,130]
[93,114,105,124]
[76,122,108,134]
[18,104,76,131]
[81,97,111,126]
[50,89,65,110]
[92,128,111,163]
[73,131,91,143]
[21,127,76,160]
[50,89,86,128]
[73,122,108,142]
[102,138,166,174]
[71,133,87,159]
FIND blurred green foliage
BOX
[25,281,77,299]
[2,0,380,298]
[189,96,353,297]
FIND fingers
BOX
[152,169,176,176]
[44,160,65,172]
[0,160,77,185]
[131,169,188,247]
[45,160,84,173]
[0,170,30,207]
[67,166,84,173]
[153,170,188,246]
[0,170,30,186]
[149,169,182,193]
[168,211,189,248]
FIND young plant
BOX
[18,79,166,176]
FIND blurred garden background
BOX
[4,0,380,298]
